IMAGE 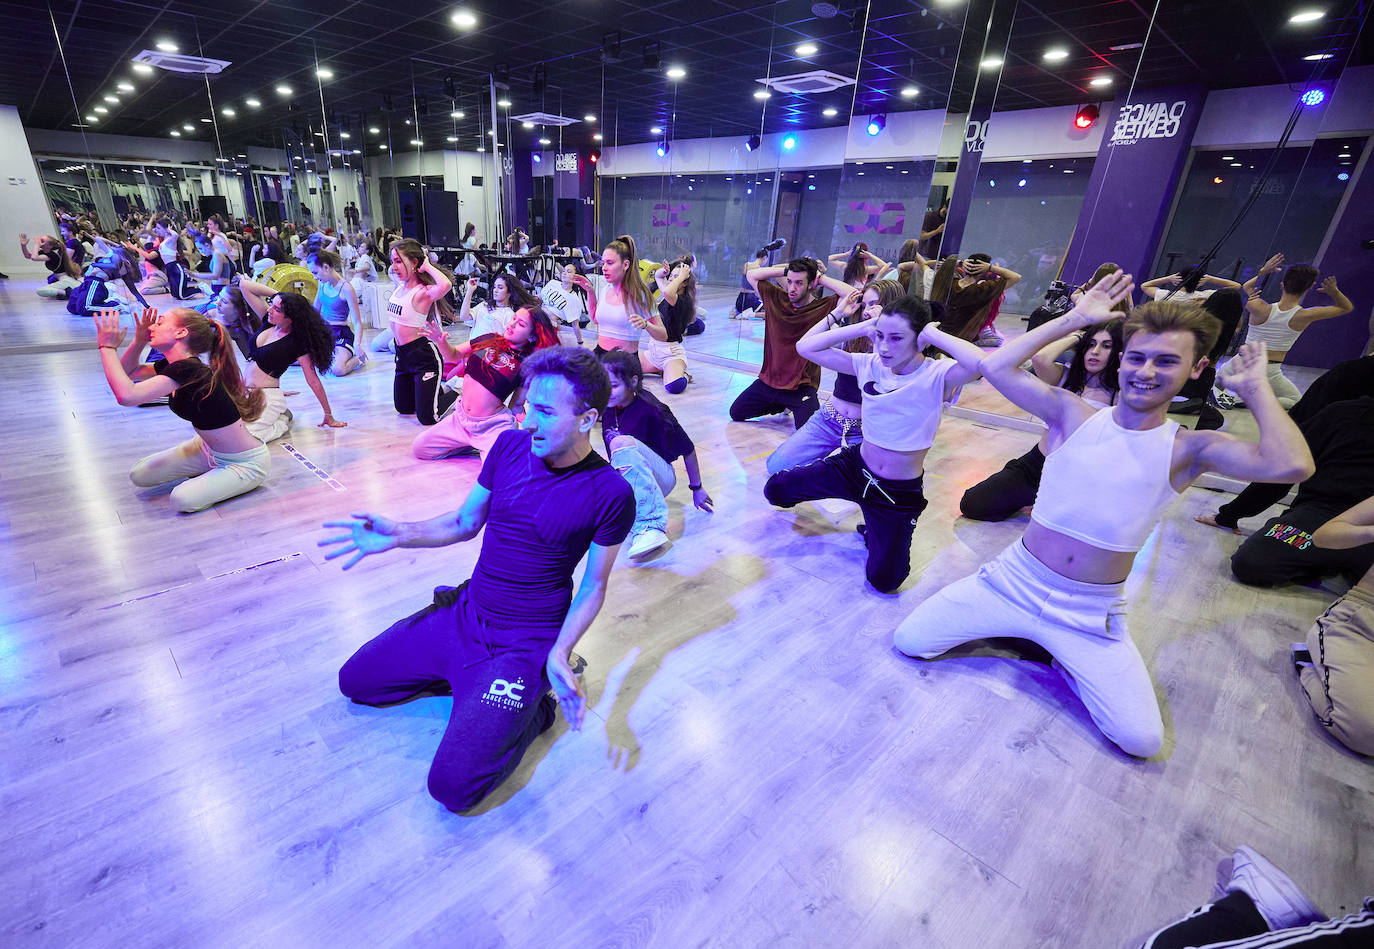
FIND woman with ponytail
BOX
[570,234,669,358]
[238,284,346,440]
[385,238,458,425]
[94,306,270,513]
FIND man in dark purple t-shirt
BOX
[321,347,634,812]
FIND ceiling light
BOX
[666,66,686,79]
[532,153,542,163]
[1222,155,1235,160]
[522,121,535,129]
[85,114,97,122]
[351,149,360,155]
[93,106,108,114]
[1337,172,1349,180]
[1289,10,1325,23]
[497,98,511,108]
[650,126,663,134]
[1303,52,1334,60]
[656,142,669,158]
[404,118,412,125]
[1338,152,1352,158]
[980,57,1003,69]
[865,114,886,136]
[753,90,771,100]
[221,107,235,117]
[451,110,465,119]
[584,114,597,122]
[276,85,292,96]
[200,117,212,123]
[746,133,762,151]
[1213,176,1223,184]
[451,9,477,27]
[447,135,459,142]
[104,95,119,103]
[1300,88,1326,106]
[900,86,918,98]
[410,138,423,146]
[246,98,261,107]
[1043,48,1069,62]
[593,133,602,141]
[183,123,195,131]
[795,42,818,56]
[117,82,135,92]
[369,126,380,134]
[1230,162,1243,167]
[380,144,388,150]
[822,107,838,117]
[132,62,154,75]
[316,68,334,79]
[539,137,551,145]
[339,132,350,139]
[1089,76,1113,87]
[170,130,180,136]
[156,39,178,52]
[781,133,797,150]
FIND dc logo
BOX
[488,678,525,699]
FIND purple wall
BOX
[1061,85,1208,285]
[938,103,991,257]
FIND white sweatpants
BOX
[246,388,292,442]
[894,540,1164,757]
[130,436,270,512]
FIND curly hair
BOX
[1062,320,1124,396]
[275,291,336,368]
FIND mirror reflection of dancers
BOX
[18,233,82,298]
[94,308,270,513]
[643,256,697,393]
[321,347,634,813]
[764,295,985,593]
[386,240,458,426]
[236,282,346,439]
[959,320,1123,522]
[306,249,366,376]
[412,306,559,460]
[895,274,1316,757]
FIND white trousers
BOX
[894,540,1164,757]
[130,436,270,512]
[246,388,292,442]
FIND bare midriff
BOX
[595,336,638,354]
[392,321,428,347]
[830,394,862,419]
[860,440,928,482]
[1022,520,1137,584]
[197,418,262,454]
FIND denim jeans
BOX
[765,404,863,475]
[611,438,676,534]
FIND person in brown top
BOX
[929,253,1022,342]
[729,257,856,429]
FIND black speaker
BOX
[198,195,229,220]
[262,201,283,227]
[422,190,460,245]
[399,189,422,241]
[557,198,582,248]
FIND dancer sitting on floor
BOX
[386,239,458,426]
[322,347,634,813]
[539,263,589,345]
[412,305,558,460]
[894,273,1315,757]
[764,295,984,593]
[306,249,366,376]
[94,308,270,513]
[238,283,346,439]
[959,319,1123,522]
[461,272,538,338]
[643,256,697,394]
[764,278,905,475]
[571,235,668,358]
[599,351,714,561]
[18,233,83,299]
[730,257,860,429]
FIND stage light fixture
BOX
[746,133,762,151]
[1300,88,1326,106]
[781,134,797,150]
[1073,104,1099,129]
[589,148,600,163]
[656,141,669,158]
[865,114,886,136]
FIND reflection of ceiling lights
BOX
[584,114,596,122]
[183,123,195,131]
[104,95,119,103]
[221,107,235,117]
[276,85,292,95]
[117,82,134,92]
[246,98,261,107]
[133,49,229,74]
[85,115,97,122]
[512,111,580,126]
[900,86,918,98]
[980,57,1003,69]
[497,98,511,108]
[650,126,662,134]
[200,117,212,123]
[522,121,535,129]
[379,144,388,150]
[1289,10,1324,23]
[795,42,818,56]
[822,106,838,117]
[171,130,180,137]
[447,135,459,142]
[539,137,551,145]
[593,133,602,141]
[754,90,770,100]
[666,66,686,79]
[369,126,380,133]
[410,139,423,145]
[451,110,465,119]
[316,68,334,79]
[451,9,477,27]
[1043,48,1069,62]
[93,106,108,114]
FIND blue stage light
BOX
[1300,88,1326,107]
[865,114,886,136]
[782,134,797,150]
[1017,178,1027,187]
[1337,171,1349,180]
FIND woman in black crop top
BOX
[641,256,697,394]
[238,283,345,441]
[765,279,904,475]
[411,306,558,460]
[94,307,272,513]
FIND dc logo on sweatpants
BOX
[482,677,526,710]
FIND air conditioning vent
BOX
[133,49,231,75]
[757,70,857,95]
[510,112,581,127]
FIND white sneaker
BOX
[626,529,670,561]
[975,328,1004,348]
[1224,847,1324,931]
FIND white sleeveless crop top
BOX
[589,274,648,343]
[852,353,961,451]
[1246,303,1303,353]
[387,283,429,328]
[1032,407,1181,552]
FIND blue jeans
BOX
[611,439,676,534]
[765,404,863,475]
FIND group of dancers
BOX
[74,212,1371,831]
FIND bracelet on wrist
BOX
[688,483,703,491]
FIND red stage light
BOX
[1074,104,1100,129]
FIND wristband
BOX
[688,483,703,492]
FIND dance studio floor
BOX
[1,274,1368,948]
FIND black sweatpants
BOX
[764,443,927,593]
[164,261,198,300]
[394,336,457,425]
[730,378,819,430]
[338,583,558,813]
[1142,891,1374,948]
[1230,501,1374,587]
[960,445,1045,521]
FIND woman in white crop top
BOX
[1239,253,1354,408]
[764,295,984,593]
[386,239,459,426]
[570,235,667,355]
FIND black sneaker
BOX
[1289,643,1313,676]
[0,271,9,279]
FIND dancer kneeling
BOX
[600,351,715,561]
[386,239,458,425]
[322,347,634,813]
[894,273,1315,757]
[959,319,1122,521]
[763,296,984,593]
[95,308,270,513]
[242,286,346,440]
[412,305,558,460]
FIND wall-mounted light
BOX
[865,114,886,136]
[781,134,798,150]
[1074,104,1100,129]
[746,133,762,151]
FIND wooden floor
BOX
[1,273,1369,949]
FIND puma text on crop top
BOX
[1031,406,1181,553]
[387,282,430,328]
[851,353,961,451]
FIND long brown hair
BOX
[848,279,904,355]
[896,239,922,295]
[169,308,265,422]
[391,238,455,321]
[606,234,652,317]
[41,236,81,279]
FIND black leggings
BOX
[960,445,1045,521]
[394,337,456,425]
[164,261,198,299]
[729,378,819,430]
[764,443,927,593]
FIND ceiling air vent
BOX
[510,112,581,127]
[132,49,231,75]
[757,70,857,95]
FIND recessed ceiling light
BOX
[170,130,180,136]
[156,39,178,52]
[497,98,511,108]
[900,85,918,98]
[117,82,135,92]
[488,130,495,136]
[369,126,380,134]
[594,133,602,141]
[521,121,535,129]
[1230,162,1243,167]
[132,62,154,75]
[104,95,119,103]
[1022,158,1033,163]
[1043,48,1069,61]
[1289,10,1324,23]
[981,56,1003,69]
[1222,155,1235,160]
[650,126,663,134]
[93,106,108,114]
[584,114,597,122]
[351,149,360,155]
[451,9,477,27]
[451,110,465,119]
[1338,152,1352,157]
[85,114,97,122]
[1063,169,1074,173]
[339,131,350,139]
[316,68,334,79]
[410,139,424,146]
[753,90,771,100]
[1303,52,1334,60]
[822,106,838,117]
[404,118,412,125]
[1089,76,1113,87]
[665,66,686,79]
[538,137,551,145]
[447,135,459,142]
[276,85,292,96]
[221,107,235,117]
[795,42,818,56]
[245,98,261,107]
[379,144,388,150]
[183,124,195,131]
[200,117,212,123]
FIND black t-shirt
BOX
[66,238,86,266]
[40,249,63,274]
[154,358,242,430]
[600,389,694,463]
[464,334,523,402]
[469,430,634,633]
[252,332,307,378]
[1289,356,1374,427]
[657,296,693,343]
